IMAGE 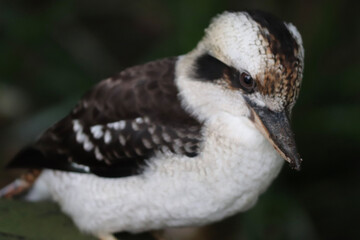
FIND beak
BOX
[246,100,302,170]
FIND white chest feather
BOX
[30,114,283,235]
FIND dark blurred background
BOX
[0,0,359,239]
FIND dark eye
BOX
[239,72,255,92]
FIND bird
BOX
[0,10,304,240]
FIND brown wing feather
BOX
[8,57,203,178]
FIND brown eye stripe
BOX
[195,53,228,81]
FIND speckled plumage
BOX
[2,10,304,239]
[8,57,203,178]
[31,118,283,235]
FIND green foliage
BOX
[0,199,95,240]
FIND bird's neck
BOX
[198,113,284,195]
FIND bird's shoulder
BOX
[8,57,203,178]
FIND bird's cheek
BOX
[227,116,265,148]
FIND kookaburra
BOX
[1,10,304,240]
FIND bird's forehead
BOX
[203,12,267,74]
[203,11,304,110]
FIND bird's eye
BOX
[239,73,255,92]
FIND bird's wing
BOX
[8,57,203,178]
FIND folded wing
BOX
[8,57,203,178]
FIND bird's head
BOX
[178,10,304,170]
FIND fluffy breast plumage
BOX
[30,114,283,235]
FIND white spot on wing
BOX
[95,147,103,160]
[73,120,82,132]
[174,139,182,146]
[175,130,186,138]
[90,125,103,139]
[144,117,150,124]
[119,120,126,129]
[70,162,90,172]
[189,126,199,132]
[135,117,144,124]
[161,146,170,153]
[107,120,126,130]
[142,138,152,149]
[119,135,126,146]
[131,122,139,131]
[76,131,86,143]
[173,144,181,153]
[184,142,195,153]
[104,130,112,144]
[83,141,94,151]
[107,122,119,129]
[134,148,142,155]
[148,125,156,134]
[152,135,161,144]
[73,120,94,152]
[162,132,171,142]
